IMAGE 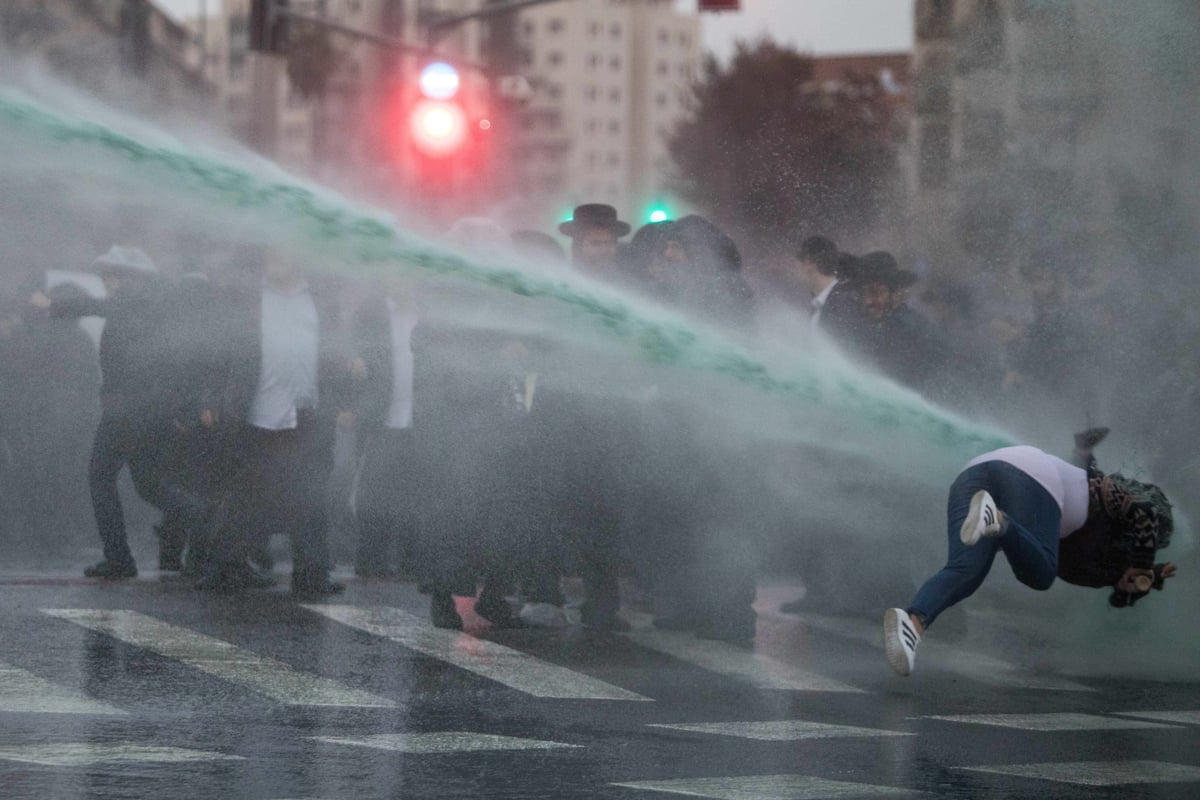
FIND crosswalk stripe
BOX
[0,743,243,767]
[1113,710,1200,726]
[795,612,1097,692]
[958,760,1200,786]
[648,720,911,741]
[311,732,580,754]
[302,605,650,701]
[612,774,919,799]
[41,609,397,708]
[622,613,863,693]
[925,712,1183,731]
[0,662,126,716]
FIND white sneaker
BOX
[519,602,569,628]
[959,490,1003,546]
[884,608,921,677]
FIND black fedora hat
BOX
[558,203,631,238]
[847,251,917,290]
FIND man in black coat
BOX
[789,235,867,346]
[854,252,946,393]
[197,248,351,597]
[30,247,211,579]
[350,277,422,579]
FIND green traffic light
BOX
[648,209,669,223]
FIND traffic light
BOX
[407,62,472,159]
[644,201,673,224]
[409,99,468,157]
[249,0,290,53]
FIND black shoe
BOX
[84,560,138,579]
[195,560,274,593]
[292,578,345,599]
[194,564,249,593]
[474,594,523,629]
[430,591,463,630]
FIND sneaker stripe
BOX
[984,506,995,526]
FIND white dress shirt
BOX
[810,279,837,328]
[384,298,418,430]
[249,282,320,431]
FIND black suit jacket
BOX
[815,280,867,347]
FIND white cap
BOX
[91,246,157,275]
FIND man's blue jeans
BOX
[908,460,1061,629]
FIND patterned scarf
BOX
[1087,469,1174,569]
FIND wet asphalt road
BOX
[1,572,1198,800]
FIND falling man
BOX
[884,443,1176,676]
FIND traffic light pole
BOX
[267,7,489,74]
[423,0,580,43]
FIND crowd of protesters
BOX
[1,201,1093,641]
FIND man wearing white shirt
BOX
[198,249,352,598]
[790,235,866,343]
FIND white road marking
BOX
[925,712,1183,731]
[303,604,649,701]
[959,760,1200,786]
[0,743,243,766]
[612,774,920,799]
[798,612,1097,692]
[41,609,396,708]
[1113,710,1200,726]
[648,720,911,741]
[623,613,863,693]
[0,662,126,715]
[311,732,579,754]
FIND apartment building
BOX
[514,0,701,227]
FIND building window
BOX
[523,21,535,37]
[655,92,667,108]
[588,21,600,37]
[656,61,668,76]
[588,151,598,167]
[680,33,691,47]
[347,0,362,13]
[609,22,621,38]
[586,86,598,101]
[548,51,564,67]
[588,53,600,68]
[609,87,621,102]
[658,28,669,44]
[547,83,563,100]
[606,152,619,166]
[678,64,689,79]
[608,119,620,134]
[585,118,598,133]
[609,56,621,71]
[548,18,565,33]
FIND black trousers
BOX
[89,404,208,566]
[355,428,421,572]
[213,412,335,581]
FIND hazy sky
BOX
[156,0,915,58]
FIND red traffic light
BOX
[409,99,468,157]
